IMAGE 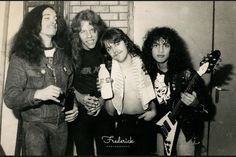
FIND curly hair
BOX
[100,27,143,71]
[9,5,71,65]
[142,27,193,80]
[70,9,107,70]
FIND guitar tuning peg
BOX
[200,61,205,65]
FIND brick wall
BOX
[23,1,133,38]
[67,1,133,36]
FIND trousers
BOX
[22,120,68,155]
[112,114,156,155]
[67,108,115,155]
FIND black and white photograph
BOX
[0,1,235,156]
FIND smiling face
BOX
[79,20,98,50]
[40,7,57,38]
[104,40,129,63]
[152,37,171,64]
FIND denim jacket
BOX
[4,46,74,123]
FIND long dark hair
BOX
[9,5,71,65]
[100,27,143,71]
[70,9,107,70]
[142,27,193,80]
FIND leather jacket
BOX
[4,46,74,124]
[154,68,211,142]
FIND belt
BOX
[116,113,145,125]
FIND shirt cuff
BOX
[28,89,41,106]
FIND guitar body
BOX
[156,111,177,156]
[155,50,221,156]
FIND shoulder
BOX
[9,53,27,65]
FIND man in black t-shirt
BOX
[67,9,115,156]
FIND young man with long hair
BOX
[69,9,114,155]
[4,5,78,155]
[100,27,157,155]
[142,27,211,155]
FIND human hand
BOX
[96,77,113,92]
[87,106,101,116]
[86,97,104,116]
[64,104,79,122]
[83,94,100,109]
[96,78,101,92]
[77,93,100,115]
[74,90,103,116]
[138,109,156,121]
[181,91,199,107]
[34,85,62,103]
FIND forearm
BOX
[4,88,41,110]
[104,99,116,116]
[4,57,41,110]
[74,89,84,104]
[149,101,157,113]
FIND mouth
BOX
[86,39,95,45]
[157,55,165,58]
[49,25,57,31]
[50,23,57,28]
[113,51,122,58]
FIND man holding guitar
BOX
[142,27,219,155]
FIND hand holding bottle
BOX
[34,85,63,103]
[98,64,113,99]
[96,77,113,92]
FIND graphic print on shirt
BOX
[154,73,170,104]
[80,66,100,75]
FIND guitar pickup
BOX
[163,121,171,132]
[168,113,176,125]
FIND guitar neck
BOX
[170,73,199,120]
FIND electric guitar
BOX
[156,50,221,156]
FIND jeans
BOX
[113,114,156,155]
[68,108,115,155]
[22,121,68,155]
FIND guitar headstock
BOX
[197,50,221,76]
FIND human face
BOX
[104,40,129,63]
[152,37,171,64]
[40,8,57,38]
[79,21,98,50]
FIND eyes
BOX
[105,41,120,52]
[80,28,97,36]
[42,16,57,25]
[152,43,170,48]
[42,15,57,20]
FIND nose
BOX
[86,31,92,38]
[159,45,164,53]
[111,46,119,56]
[51,18,57,25]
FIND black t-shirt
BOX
[73,48,103,96]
